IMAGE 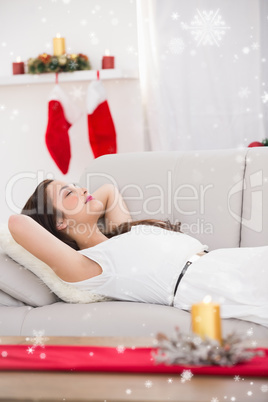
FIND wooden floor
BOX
[0,336,267,402]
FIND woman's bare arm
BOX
[8,214,102,282]
[92,184,132,232]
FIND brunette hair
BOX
[21,179,80,250]
[21,179,181,250]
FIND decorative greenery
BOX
[152,327,264,367]
[27,53,91,74]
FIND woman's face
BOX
[46,180,104,225]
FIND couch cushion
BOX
[0,306,34,335]
[15,301,268,340]
[0,289,25,307]
[0,225,112,304]
[240,147,268,247]
[172,149,247,250]
[0,249,58,307]
[80,150,247,250]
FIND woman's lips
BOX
[85,195,94,203]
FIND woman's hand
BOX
[92,184,132,232]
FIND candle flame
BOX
[203,295,212,304]
[16,57,21,63]
[105,49,110,56]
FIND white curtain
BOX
[137,0,268,151]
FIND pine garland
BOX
[152,327,264,367]
[27,53,91,74]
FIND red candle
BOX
[102,50,115,69]
[13,57,25,75]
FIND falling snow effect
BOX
[144,380,153,388]
[246,328,254,337]
[26,330,49,349]
[238,87,251,99]
[171,12,179,21]
[182,9,230,46]
[69,86,85,101]
[261,91,268,103]
[180,369,193,383]
[116,345,126,353]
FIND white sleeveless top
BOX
[61,225,207,306]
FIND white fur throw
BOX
[0,224,112,304]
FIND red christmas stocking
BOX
[86,80,117,158]
[45,85,81,174]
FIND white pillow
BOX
[0,224,111,304]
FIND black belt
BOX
[173,250,209,297]
[173,261,192,297]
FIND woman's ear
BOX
[56,219,68,231]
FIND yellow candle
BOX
[53,33,66,56]
[191,295,222,343]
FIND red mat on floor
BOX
[0,345,267,376]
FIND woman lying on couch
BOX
[8,180,268,327]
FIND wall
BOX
[0,0,143,223]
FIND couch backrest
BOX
[80,148,268,250]
[240,147,268,247]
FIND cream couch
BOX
[0,148,268,339]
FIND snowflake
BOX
[28,330,49,348]
[116,345,126,354]
[69,60,78,70]
[251,340,257,347]
[168,37,185,54]
[69,85,85,101]
[171,12,179,20]
[181,369,193,383]
[233,54,239,62]
[234,375,241,382]
[182,9,230,46]
[145,380,153,388]
[251,42,260,50]
[238,87,251,99]
[261,92,268,103]
[261,384,268,392]
[89,32,99,46]
[242,47,250,54]
[246,327,254,337]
